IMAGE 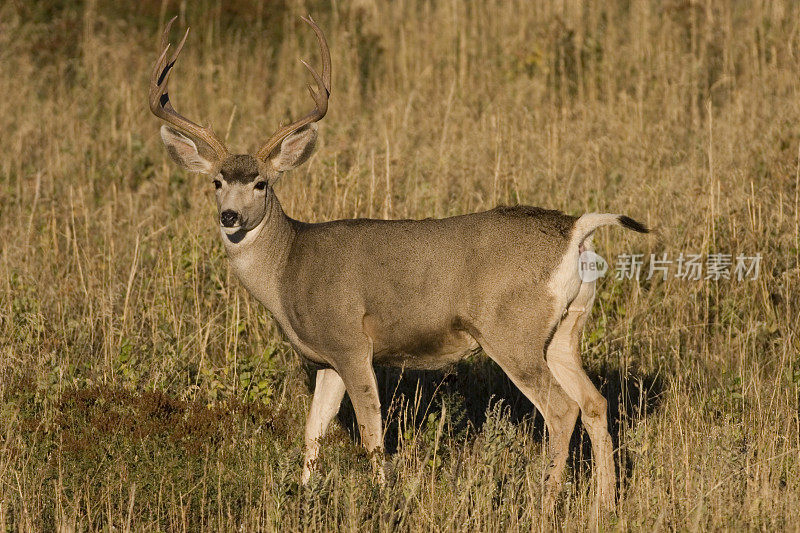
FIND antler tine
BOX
[149,16,229,161]
[255,16,331,161]
[302,15,331,92]
[299,59,327,113]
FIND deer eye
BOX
[213,180,222,189]
[254,181,267,191]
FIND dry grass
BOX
[0,0,799,530]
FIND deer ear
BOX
[160,125,216,174]
[269,124,318,173]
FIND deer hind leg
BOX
[302,368,347,484]
[546,281,616,511]
[475,324,580,511]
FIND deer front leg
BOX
[336,354,385,483]
[302,368,347,484]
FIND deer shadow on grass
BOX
[308,353,664,489]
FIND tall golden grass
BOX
[0,0,798,530]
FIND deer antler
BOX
[255,15,331,161]
[149,17,229,162]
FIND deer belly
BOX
[366,316,480,370]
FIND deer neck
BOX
[220,192,294,312]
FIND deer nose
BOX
[220,210,239,227]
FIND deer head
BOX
[149,16,331,237]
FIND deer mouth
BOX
[221,224,243,235]
[220,225,250,245]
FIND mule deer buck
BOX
[150,16,649,511]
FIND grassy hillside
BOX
[1,0,798,530]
